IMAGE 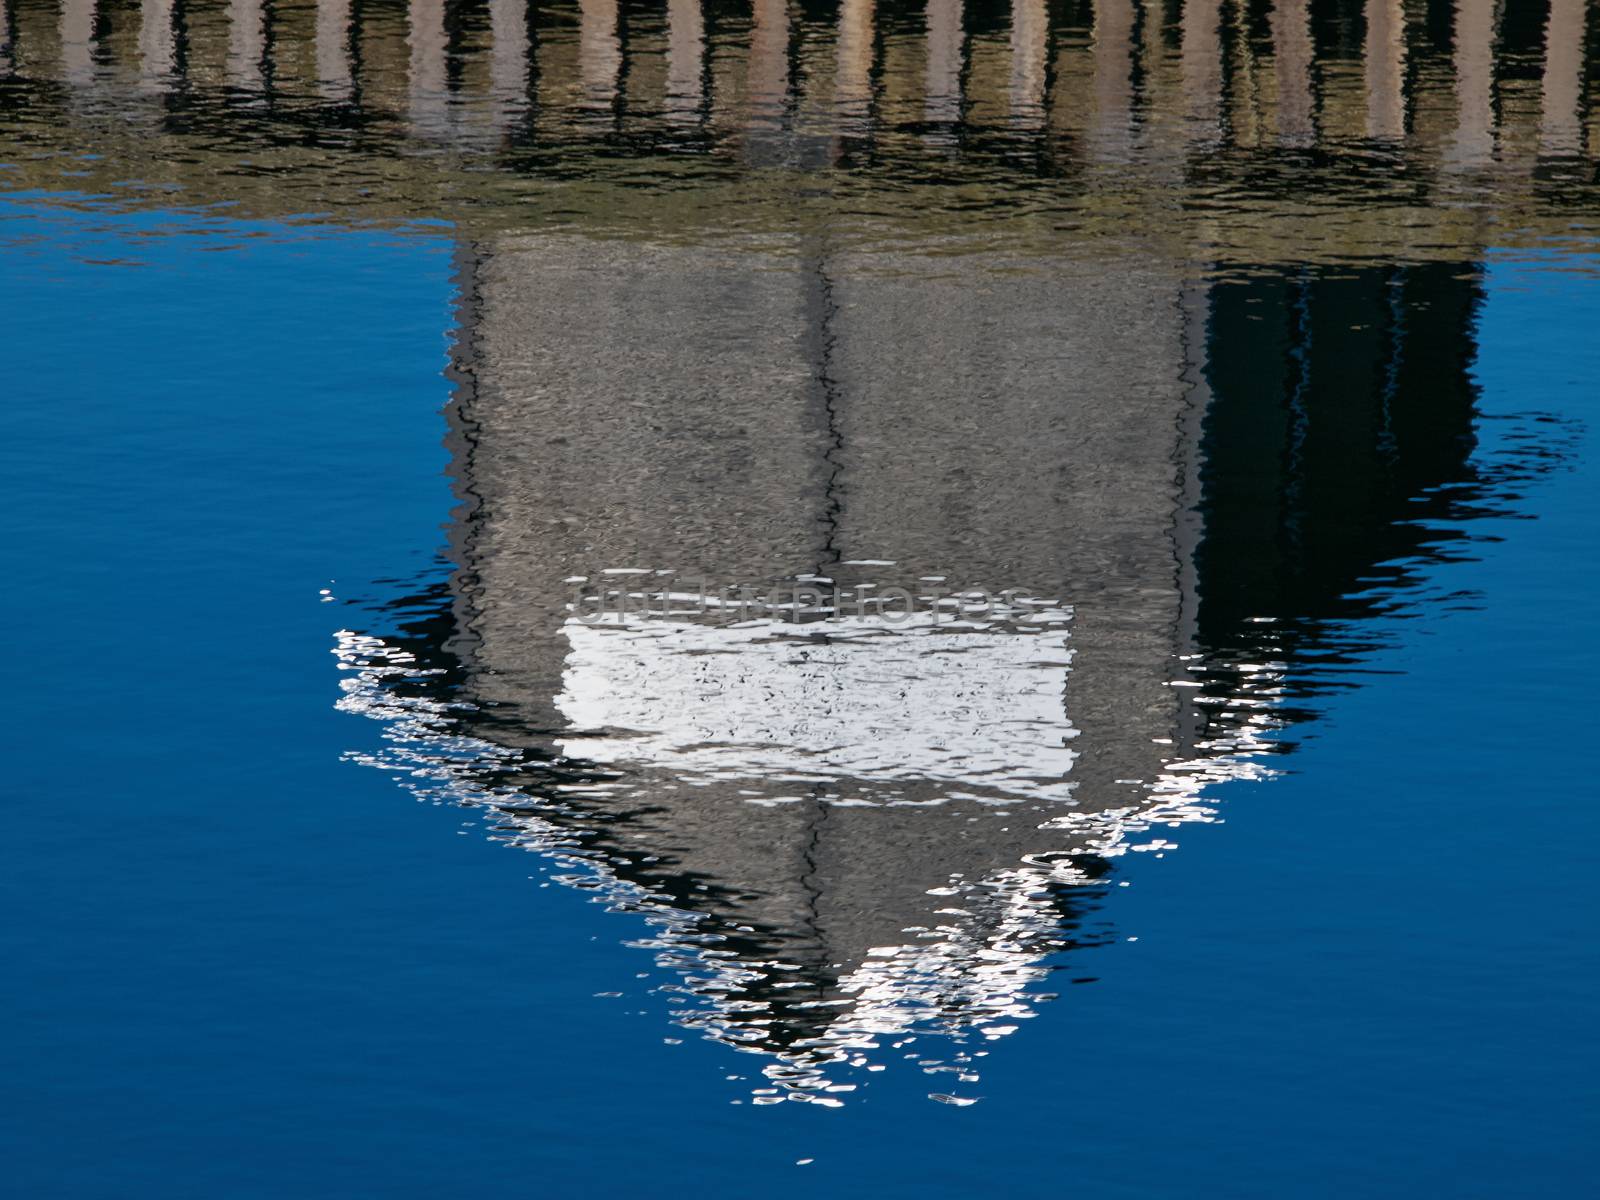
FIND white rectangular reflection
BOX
[558,610,1077,804]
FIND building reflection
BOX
[329,238,1560,1099]
[2,0,1584,1102]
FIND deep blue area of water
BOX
[2,199,1596,1197]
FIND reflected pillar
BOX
[1181,0,1222,143]
[1271,0,1313,148]
[227,0,266,93]
[1364,0,1405,141]
[835,0,873,134]
[1540,0,1587,156]
[1090,0,1135,158]
[578,0,620,120]
[1008,0,1047,131]
[144,0,180,90]
[747,0,790,135]
[61,0,96,86]
[740,0,791,162]
[316,0,354,102]
[666,0,705,124]
[925,0,964,129]
[409,0,449,134]
[1450,0,1500,166]
[489,0,532,132]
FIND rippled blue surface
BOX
[2,193,1596,1195]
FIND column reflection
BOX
[1089,0,1135,158]
[0,0,12,79]
[1272,0,1314,148]
[925,0,965,130]
[666,0,705,125]
[61,0,96,87]
[1364,0,1405,142]
[144,0,181,91]
[1008,0,1048,131]
[227,0,267,93]
[836,0,874,134]
[1450,0,1500,166]
[746,0,790,135]
[1540,0,1588,157]
[489,0,532,132]
[408,0,450,136]
[316,0,354,103]
[1181,0,1223,144]
[578,0,621,121]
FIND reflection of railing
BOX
[1,0,1597,255]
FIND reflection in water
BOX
[59,0,93,87]
[577,0,620,121]
[4,0,1588,1107]
[226,0,266,94]
[1088,0,1134,158]
[1542,0,1587,158]
[1365,0,1406,141]
[665,0,704,126]
[925,0,964,132]
[835,0,873,134]
[1450,0,1500,167]
[0,0,1596,258]
[143,0,178,91]
[1007,0,1047,131]
[315,0,354,104]
[1272,0,1314,148]
[746,0,790,148]
[408,0,449,136]
[1181,0,1223,142]
[330,247,1562,1104]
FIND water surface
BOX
[2,1,1598,1195]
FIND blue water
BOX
[2,196,1596,1195]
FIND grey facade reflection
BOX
[332,234,1525,1096]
